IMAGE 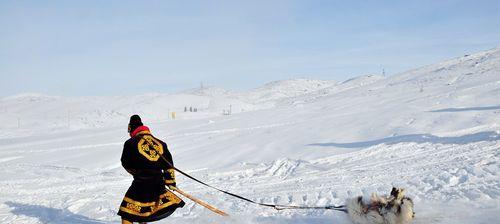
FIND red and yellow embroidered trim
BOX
[119,191,182,217]
[120,202,174,217]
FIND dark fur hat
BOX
[128,114,143,133]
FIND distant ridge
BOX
[1,47,498,133]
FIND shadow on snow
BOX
[429,105,500,112]
[5,201,106,224]
[308,131,500,148]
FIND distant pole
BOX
[200,82,204,89]
[382,68,386,77]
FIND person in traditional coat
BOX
[118,115,184,224]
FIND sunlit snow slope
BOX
[0,48,499,223]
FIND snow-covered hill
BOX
[235,79,338,107]
[0,79,338,136]
[0,48,499,223]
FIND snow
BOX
[0,47,499,223]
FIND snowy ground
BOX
[0,48,499,223]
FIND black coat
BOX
[117,128,184,222]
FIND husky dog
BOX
[346,188,414,224]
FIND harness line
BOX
[158,153,347,213]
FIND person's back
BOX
[118,115,184,224]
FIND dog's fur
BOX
[346,188,414,224]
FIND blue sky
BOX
[1,0,499,96]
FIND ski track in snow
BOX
[0,121,297,155]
